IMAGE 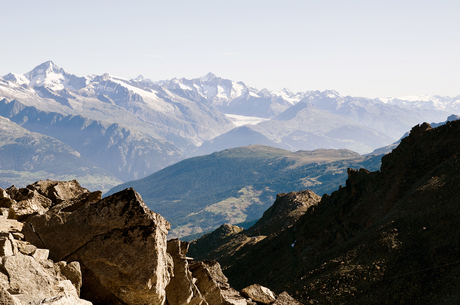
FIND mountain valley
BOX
[105,145,382,238]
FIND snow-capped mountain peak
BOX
[24,60,86,91]
[25,60,63,79]
[201,72,217,82]
[2,73,29,86]
[132,75,146,82]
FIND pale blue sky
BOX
[1,0,459,98]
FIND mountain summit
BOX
[201,72,217,82]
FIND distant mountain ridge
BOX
[0,98,183,182]
[105,145,382,238]
[1,60,459,190]
[2,61,459,150]
[0,116,121,191]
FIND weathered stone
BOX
[0,207,9,218]
[0,252,91,304]
[27,180,90,205]
[55,261,83,296]
[241,284,276,304]
[0,188,10,200]
[23,187,171,305]
[7,186,52,208]
[0,284,20,305]
[166,239,205,305]
[0,219,23,233]
[11,232,23,240]
[272,292,303,305]
[0,233,17,257]
[189,261,225,305]
[6,186,52,221]
[246,190,321,237]
[16,241,37,256]
[0,198,14,209]
[190,260,249,305]
[32,248,49,260]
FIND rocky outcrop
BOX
[21,183,171,305]
[0,217,90,304]
[245,190,321,236]
[191,120,460,304]
[241,284,276,304]
[189,190,321,264]
[166,239,205,305]
[1,179,302,305]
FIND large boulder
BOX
[0,252,90,304]
[27,180,90,205]
[0,210,90,304]
[166,239,205,305]
[22,185,172,305]
[241,284,276,304]
[189,260,250,305]
[5,186,52,221]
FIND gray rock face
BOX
[22,184,171,305]
[1,253,89,304]
[0,179,304,305]
[27,180,90,205]
[0,210,90,304]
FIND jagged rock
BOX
[0,219,23,233]
[22,186,171,305]
[241,284,276,304]
[27,180,89,205]
[0,232,17,256]
[189,260,249,305]
[16,240,37,256]
[54,261,83,296]
[0,252,91,304]
[166,239,205,305]
[188,224,246,261]
[6,186,52,220]
[246,190,321,236]
[0,188,15,216]
[32,248,49,260]
[272,292,303,305]
[0,188,9,199]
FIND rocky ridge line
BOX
[0,179,302,304]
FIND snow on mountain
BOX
[21,60,88,91]
[251,100,395,154]
[225,114,270,127]
[1,60,460,158]
[3,73,29,86]
[377,95,460,112]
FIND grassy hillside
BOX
[106,145,382,237]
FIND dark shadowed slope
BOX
[190,121,460,304]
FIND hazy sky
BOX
[1,0,459,98]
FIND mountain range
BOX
[189,120,460,304]
[1,60,459,192]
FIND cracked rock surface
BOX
[21,182,171,305]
